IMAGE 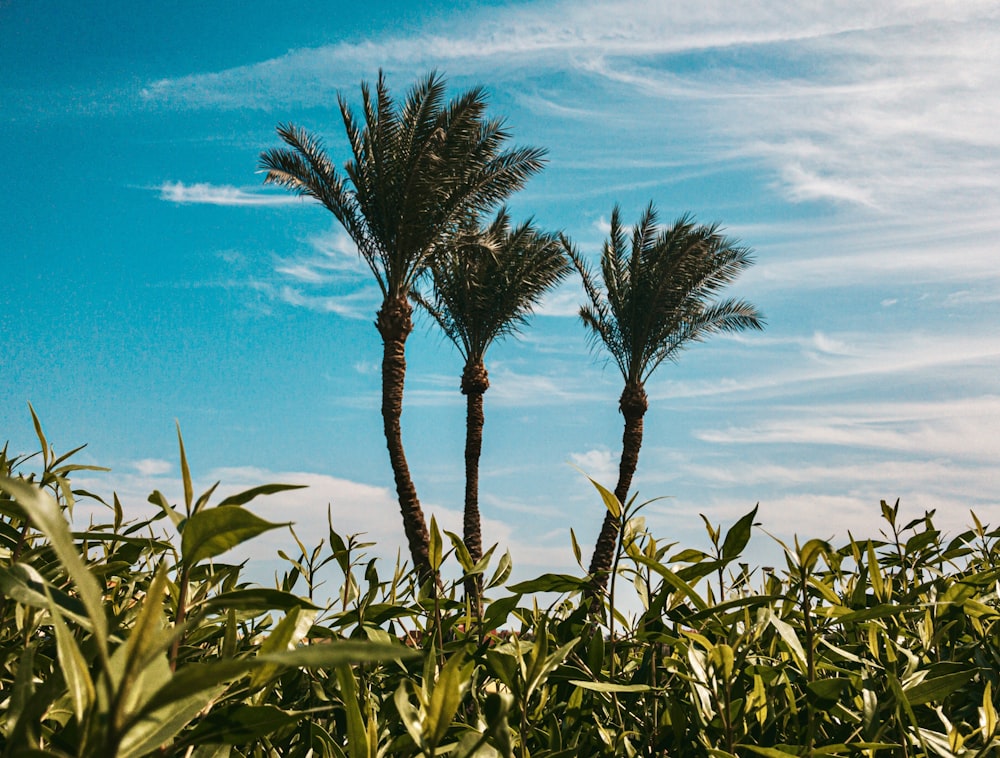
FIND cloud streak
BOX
[158,181,309,207]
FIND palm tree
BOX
[259,72,545,582]
[414,209,570,601]
[565,203,764,595]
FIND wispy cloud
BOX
[158,181,308,207]
[139,2,1000,215]
[696,395,1000,462]
[274,229,368,283]
[131,458,172,476]
[650,330,1000,402]
[72,464,580,586]
[277,285,380,319]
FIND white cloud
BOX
[649,330,1000,401]
[695,395,1000,462]
[158,181,309,207]
[131,458,172,476]
[274,229,368,284]
[568,448,617,487]
[532,283,584,318]
[277,285,380,319]
[70,464,582,590]
[138,1,1000,264]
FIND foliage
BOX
[2,417,999,756]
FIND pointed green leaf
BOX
[0,477,109,657]
[569,681,652,693]
[905,669,976,706]
[184,704,301,745]
[429,515,443,572]
[336,666,370,758]
[198,588,318,614]
[148,490,184,528]
[217,483,308,507]
[589,477,621,519]
[249,606,316,690]
[426,653,474,747]
[767,611,808,673]
[46,586,95,724]
[177,422,194,515]
[181,506,289,566]
[570,528,582,566]
[721,504,758,560]
[507,574,589,594]
[866,541,885,600]
[445,530,475,574]
[0,563,89,627]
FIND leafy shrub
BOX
[2,414,999,756]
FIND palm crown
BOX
[415,208,570,366]
[259,72,547,301]
[571,203,763,386]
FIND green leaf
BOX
[429,515,443,572]
[570,528,582,567]
[833,604,916,625]
[905,669,975,706]
[177,421,194,515]
[569,681,652,693]
[184,704,302,745]
[709,644,735,680]
[120,564,175,699]
[628,551,709,612]
[486,551,513,589]
[181,505,289,566]
[217,483,308,507]
[336,666,370,758]
[983,680,997,740]
[866,541,885,600]
[721,504,758,560]
[249,606,317,690]
[148,489,184,528]
[198,588,319,613]
[119,680,228,758]
[799,538,831,573]
[426,653,474,748]
[740,746,801,757]
[445,530,475,574]
[394,681,424,747]
[589,477,621,519]
[507,574,590,594]
[767,611,808,673]
[669,548,711,563]
[257,640,418,669]
[806,678,851,706]
[0,477,109,658]
[0,563,90,627]
[46,586,94,724]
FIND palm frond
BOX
[415,210,570,364]
[574,203,764,385]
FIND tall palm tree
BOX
[259,72,545,581]
[565,203,764,594]
[414,209,570,600]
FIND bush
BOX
[1,415,999,756]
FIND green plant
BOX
[4,412,999,757]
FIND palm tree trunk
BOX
[376,297,432,581]
[588,381,648,594]
[461,360,489,606]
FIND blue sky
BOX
[4,0,1000,588]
